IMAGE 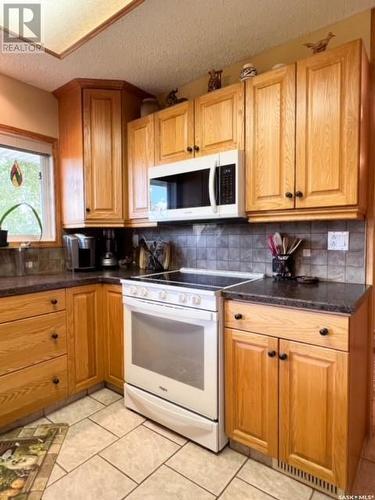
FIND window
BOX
[0,131,56,242]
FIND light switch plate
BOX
[327,231,349,251]
[303,249,311,257]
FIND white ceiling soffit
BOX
[0,0,374,94]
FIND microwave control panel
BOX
[217,164,235,205]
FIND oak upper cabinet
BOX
[83,89,123,222]
[55,79,146,227]
[295,40,367,210]
[225,328,278,457]
[246,65,296,211]
[194,83,244,156]
[66,285,103,393]
[154,101,194,165]
[279,340,348,488]
[103,285,124,390]
[127,115,154,220]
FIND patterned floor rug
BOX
[0,423,68,500]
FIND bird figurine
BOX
[303,32,335,54]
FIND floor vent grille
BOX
[273,460,339,497]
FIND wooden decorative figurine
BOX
[304,32,335,54]
[208,69,223,92]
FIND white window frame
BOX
[0,131,57,243]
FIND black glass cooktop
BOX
[129,271,253,290]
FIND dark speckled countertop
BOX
[223,277,371,314]
[0,270,370,314]
[0,267,146,298]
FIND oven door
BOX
[124,296,218,420]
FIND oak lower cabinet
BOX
[103,284,124,390]
[224,298,370,492]
[66,285,103,394]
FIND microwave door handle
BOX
[209,160,218,213]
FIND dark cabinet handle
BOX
[234,313,243,320]
[194,145,200,152]
[279,353,288,361]
[51,332,59,340]
[295,191,303,198]
[86,207,91,213]
[51,299,58,305]
[186,146,193,153]
[268,350,276,358]
[52,377,60,385]
[319,328,329,336]
[285,192,293,198]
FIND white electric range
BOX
[122,268,263,452]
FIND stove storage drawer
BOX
[0,289,66,324]
[0,355,68,427]
[0,311,67,376]
[224,300,349,351]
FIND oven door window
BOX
[131,312,204,390]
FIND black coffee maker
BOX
[101,229,118,269]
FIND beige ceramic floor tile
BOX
[57,418,117,471]
[127,465,214,500]
[100,425,179,483]
[220,477,274,499]
[47,396,105,425]
[43,455,136,500]
[167,443,247,495]
[47,464,66,486]
[90,400,145,437]
[311,491,333,500]
[353,459,375,495]
[90,388,122,406]
[143,420,188,446]
[237,459,312,500]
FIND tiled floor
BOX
[21,388,372,499]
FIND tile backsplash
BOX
[0,247,65,277]
[135,219,366,284]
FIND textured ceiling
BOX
[0,0,134,53]
[0,0,374,94]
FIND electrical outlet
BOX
[303,249,311,257]
[132,234,139,247]
[327,231,349,251]
[25,261,33,269]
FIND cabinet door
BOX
[83,89,123,221]
[154,101,194,164]
[67,285,103,393]
[279,340,348,489]
[246,65,296,212]
[103,284,124,390]
[225,328,278,457]
[127,116,154,220]
[195,83,244,156]
[295,41,361,209]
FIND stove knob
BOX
[159,290,167,300]
[140,287,148,297]
[130,287,138,295]
[179,294,187,303]
[192,295,201,305]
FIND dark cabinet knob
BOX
[52,377,60,385]
[295,191,303,198]
[268,350,276,358]
[319,328,329,336]
[234,313,243,320]
[186,146,193,153]
[279,353,288,361]
[51,299,58,305]
[285,192,293,198]
[194,145,200,152]
[51,332,59,340]
[86,207,91,213]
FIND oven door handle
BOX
[124,297,217,322]
[209,160,218,213]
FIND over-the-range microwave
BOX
[148,149,245,222]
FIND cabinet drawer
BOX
[225,301,349,351]
[0,311,67,376]
[0,289,65,323]
[0,355,68,427]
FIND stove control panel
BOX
[122,282,218,312]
